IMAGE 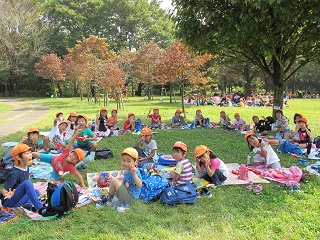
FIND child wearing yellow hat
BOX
[33,127,86,188]
[1,144,47,215]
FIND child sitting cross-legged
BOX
[134,127,157,168]
[74,114,98,151]
[98,148,142,212]
[169,142,194,186]
[193,145,229,186]
[32,127,86,188]
[20,127,40,152]
[1,144,47,215]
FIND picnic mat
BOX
[222,163,270,185]
[29,161,53,181]
[305,161,320,176]
[19,181,91,219]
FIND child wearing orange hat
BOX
[43,120,69,150]
[123,112,135,132]
[193,145,229,186]
[244,132,281,169]
[170,110,186,128]
[219,110,233,130]
[33,127,86,188]
[194,109,207,127]
[53,112,64,127]
[292,117,312,155]
[134,127,157,168]
[74,114,98,151]
[147,107,162,129]
[170,142,193,186]
[20,127,40,152]
[98,148,142,212]
[1,144,47,215]
[96,108,111,137]
[64,111,78,143]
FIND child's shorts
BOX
[116,184,135,205]
[39,153,60,180]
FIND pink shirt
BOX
[52,149,77,175]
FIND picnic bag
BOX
[157,154,177,166]
[94,148,114,160]
[44,181,79,218]
[238,164,248,180]
[160,182,198,206]
[0,155,14,183]
[140,174,168,202]
[280,141,303,155]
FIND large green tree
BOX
[173,0,320,114]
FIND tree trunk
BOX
[169,83,173,103]
[181,84,185,113]
[73,80,77,97]
[244,65,252,97]
[131,81,134,97]
[57,82,63,97]
[148,84,152,100]
[136,83,143,96]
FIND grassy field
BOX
[0,101,13,115]
[0,97,319,239]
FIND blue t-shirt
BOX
[122,169,142,199]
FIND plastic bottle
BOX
[246,156,252,166]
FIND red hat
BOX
[73,148,85,161]
[12,144,31,166]
[173,141,188,152]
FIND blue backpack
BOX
[280,141,303,155]
[160,182,198,206]
[44,181,79,218]
[134,119,143,132]
[140,173,168,202]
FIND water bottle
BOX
[56,143,62,154]
[246,156,252,166]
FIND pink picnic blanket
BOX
[253,165,303,184]
[18,181,91,219]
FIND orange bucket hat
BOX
[56,112,63,117]
[234,113,240,118]
[58,120,68,127]
[175,109,182,113]
[12,144,31,166]
[27,127,40,134]
[173,141,188,152]
[122,147,138,160]
[100,107,107,113]
[69,112,78,117]
[141,127,152,136]
[77,114,88,122]
[194,145,213,158]
[73,148,85,161]
[127,112,134,118]
[245,132,256,141]
[298,117,307,123]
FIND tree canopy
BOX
[172,0,320,111]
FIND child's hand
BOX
[4,188,15,199]
[130,163,137,174]
[204,160,210,168]
[20,135,28,142]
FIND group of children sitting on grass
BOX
[0,107,313,214]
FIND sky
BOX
[159,0,172,10]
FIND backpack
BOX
[134,119,143,132]
[313,136,320,148]
[44,181,79,218]
[160,182,198,206]
[0,155,14,183]
[140,174,168,202]
[157,154,177,166]
[97,171,111,188]
[94,148,114,160]
[280,141,303,155]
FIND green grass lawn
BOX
[0,101,13,115]
[0,97,319,239]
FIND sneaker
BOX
[206,184,217,189]
[292,183,301,192]
[246,181,253,191]
[199,188,212,197]
[117,203,130,212]
[96,195,111,208]
[253,184,262,194]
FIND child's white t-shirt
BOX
[142,139,157,161]
[253,140,280,165]
[47,125,65,144]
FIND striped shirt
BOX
[174,159,194,185]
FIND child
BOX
[252,116,267,134]
[20,127,40,152]
[43,120,68,150]
[233,113,248,131]
[123,112,135,132]
[33,127,86,188]
[219,110,232,129]
[170,109,186,128]
[0,144,47,215]
[101,148,142,212]
[245,132,281,169]
[147,107,162,129]
[275,109,290,140]
[194,109,206,127]
[193,145,229,186]
[106,108,119,130]
[53,112,64,127]
[134,127,157,168]
[292,113,303,141]
[96,107,111,137]
[74,114,98,151]
[64,111,78,143]
[170,142,193,186]
[292,117,312,154]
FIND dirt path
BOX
[0,98,49,139]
